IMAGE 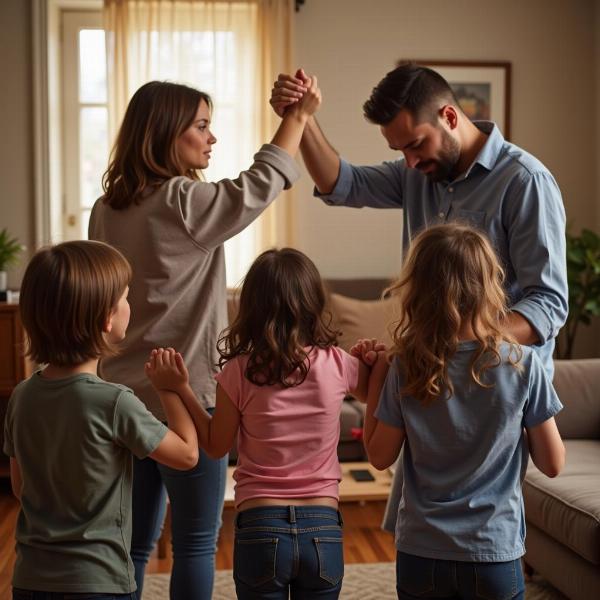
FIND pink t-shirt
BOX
[215,346,360,507]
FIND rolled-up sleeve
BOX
[506,170,568,344]
[315,158,406,209]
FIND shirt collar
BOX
[442,121,505,185]
[470,120,505,172]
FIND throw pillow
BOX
[327,292,396,353]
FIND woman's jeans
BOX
[13,592,135,600]
[233,505,344,600]
[396,551,525,600]
[130,420,227,600]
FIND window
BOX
[61,11,107,240]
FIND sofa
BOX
[523,358,600,599]
[226,277,393,462]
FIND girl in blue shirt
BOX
[357,223,565,600]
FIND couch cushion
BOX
[524,439,600,565]
[328,293,395,353]
[553,359,600,439]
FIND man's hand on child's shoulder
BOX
[144,347,190,392]
[349,338,387,366]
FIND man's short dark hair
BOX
[363,63,459,126]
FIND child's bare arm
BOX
[348,338,387,402]
[10,458,22,501]
[149,351,240,459]
[145,348,199,470]
[363,352,405,470]
[175,382,240,459]
[349,361,370,402]
[526,417,565,478]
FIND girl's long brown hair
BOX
[387,223,522,404]
[101,81,212,209]
[218,248,339,387]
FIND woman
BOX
[89,77,320,599]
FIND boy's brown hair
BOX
[20,240,132,366]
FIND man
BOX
[271,63,568,534]
[271,64,567,378]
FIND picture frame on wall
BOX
[401,60,512,140]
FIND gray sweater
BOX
[89,144,300,419]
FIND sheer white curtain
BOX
[103,0,295,285]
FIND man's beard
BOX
[423,130,461,183]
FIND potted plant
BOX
[555,228,600,359]
[0,228,24,293]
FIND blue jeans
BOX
[130,423,227,600]
[233,505,344,600]
[13,592,135,600]
[395,552,525,600]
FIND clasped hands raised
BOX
[270,67,322,117]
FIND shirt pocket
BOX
[452,209,486,230]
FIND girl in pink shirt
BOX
[146,247,369,599]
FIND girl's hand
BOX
[145,347,189,393]
[350,338,387,366]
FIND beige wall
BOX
[0,0,33,289]
[0,0,599,355]
[293,0,597,269]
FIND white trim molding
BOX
[31,0,102,246]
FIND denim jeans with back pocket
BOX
[396,551,525,600]
[234,505,344,600]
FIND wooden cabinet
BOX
[0,303,33,477]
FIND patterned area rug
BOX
[143,563,567,599]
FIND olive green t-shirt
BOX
[3,371,168,593]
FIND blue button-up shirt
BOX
[316,122,568,377]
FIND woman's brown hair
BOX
[19,240,132,366]
[101,81,212,209]
[387,223,522,405]
[218,248,339,387]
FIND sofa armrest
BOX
[553,359,600,439]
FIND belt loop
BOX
[289,505,296,524]
[337,510,344,526]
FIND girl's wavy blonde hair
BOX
[387,223,522,404]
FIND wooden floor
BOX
[0,478,394,599]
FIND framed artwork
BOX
[402,60,511,139]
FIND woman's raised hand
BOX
[270,69,307,117]
[270,68,320,117]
